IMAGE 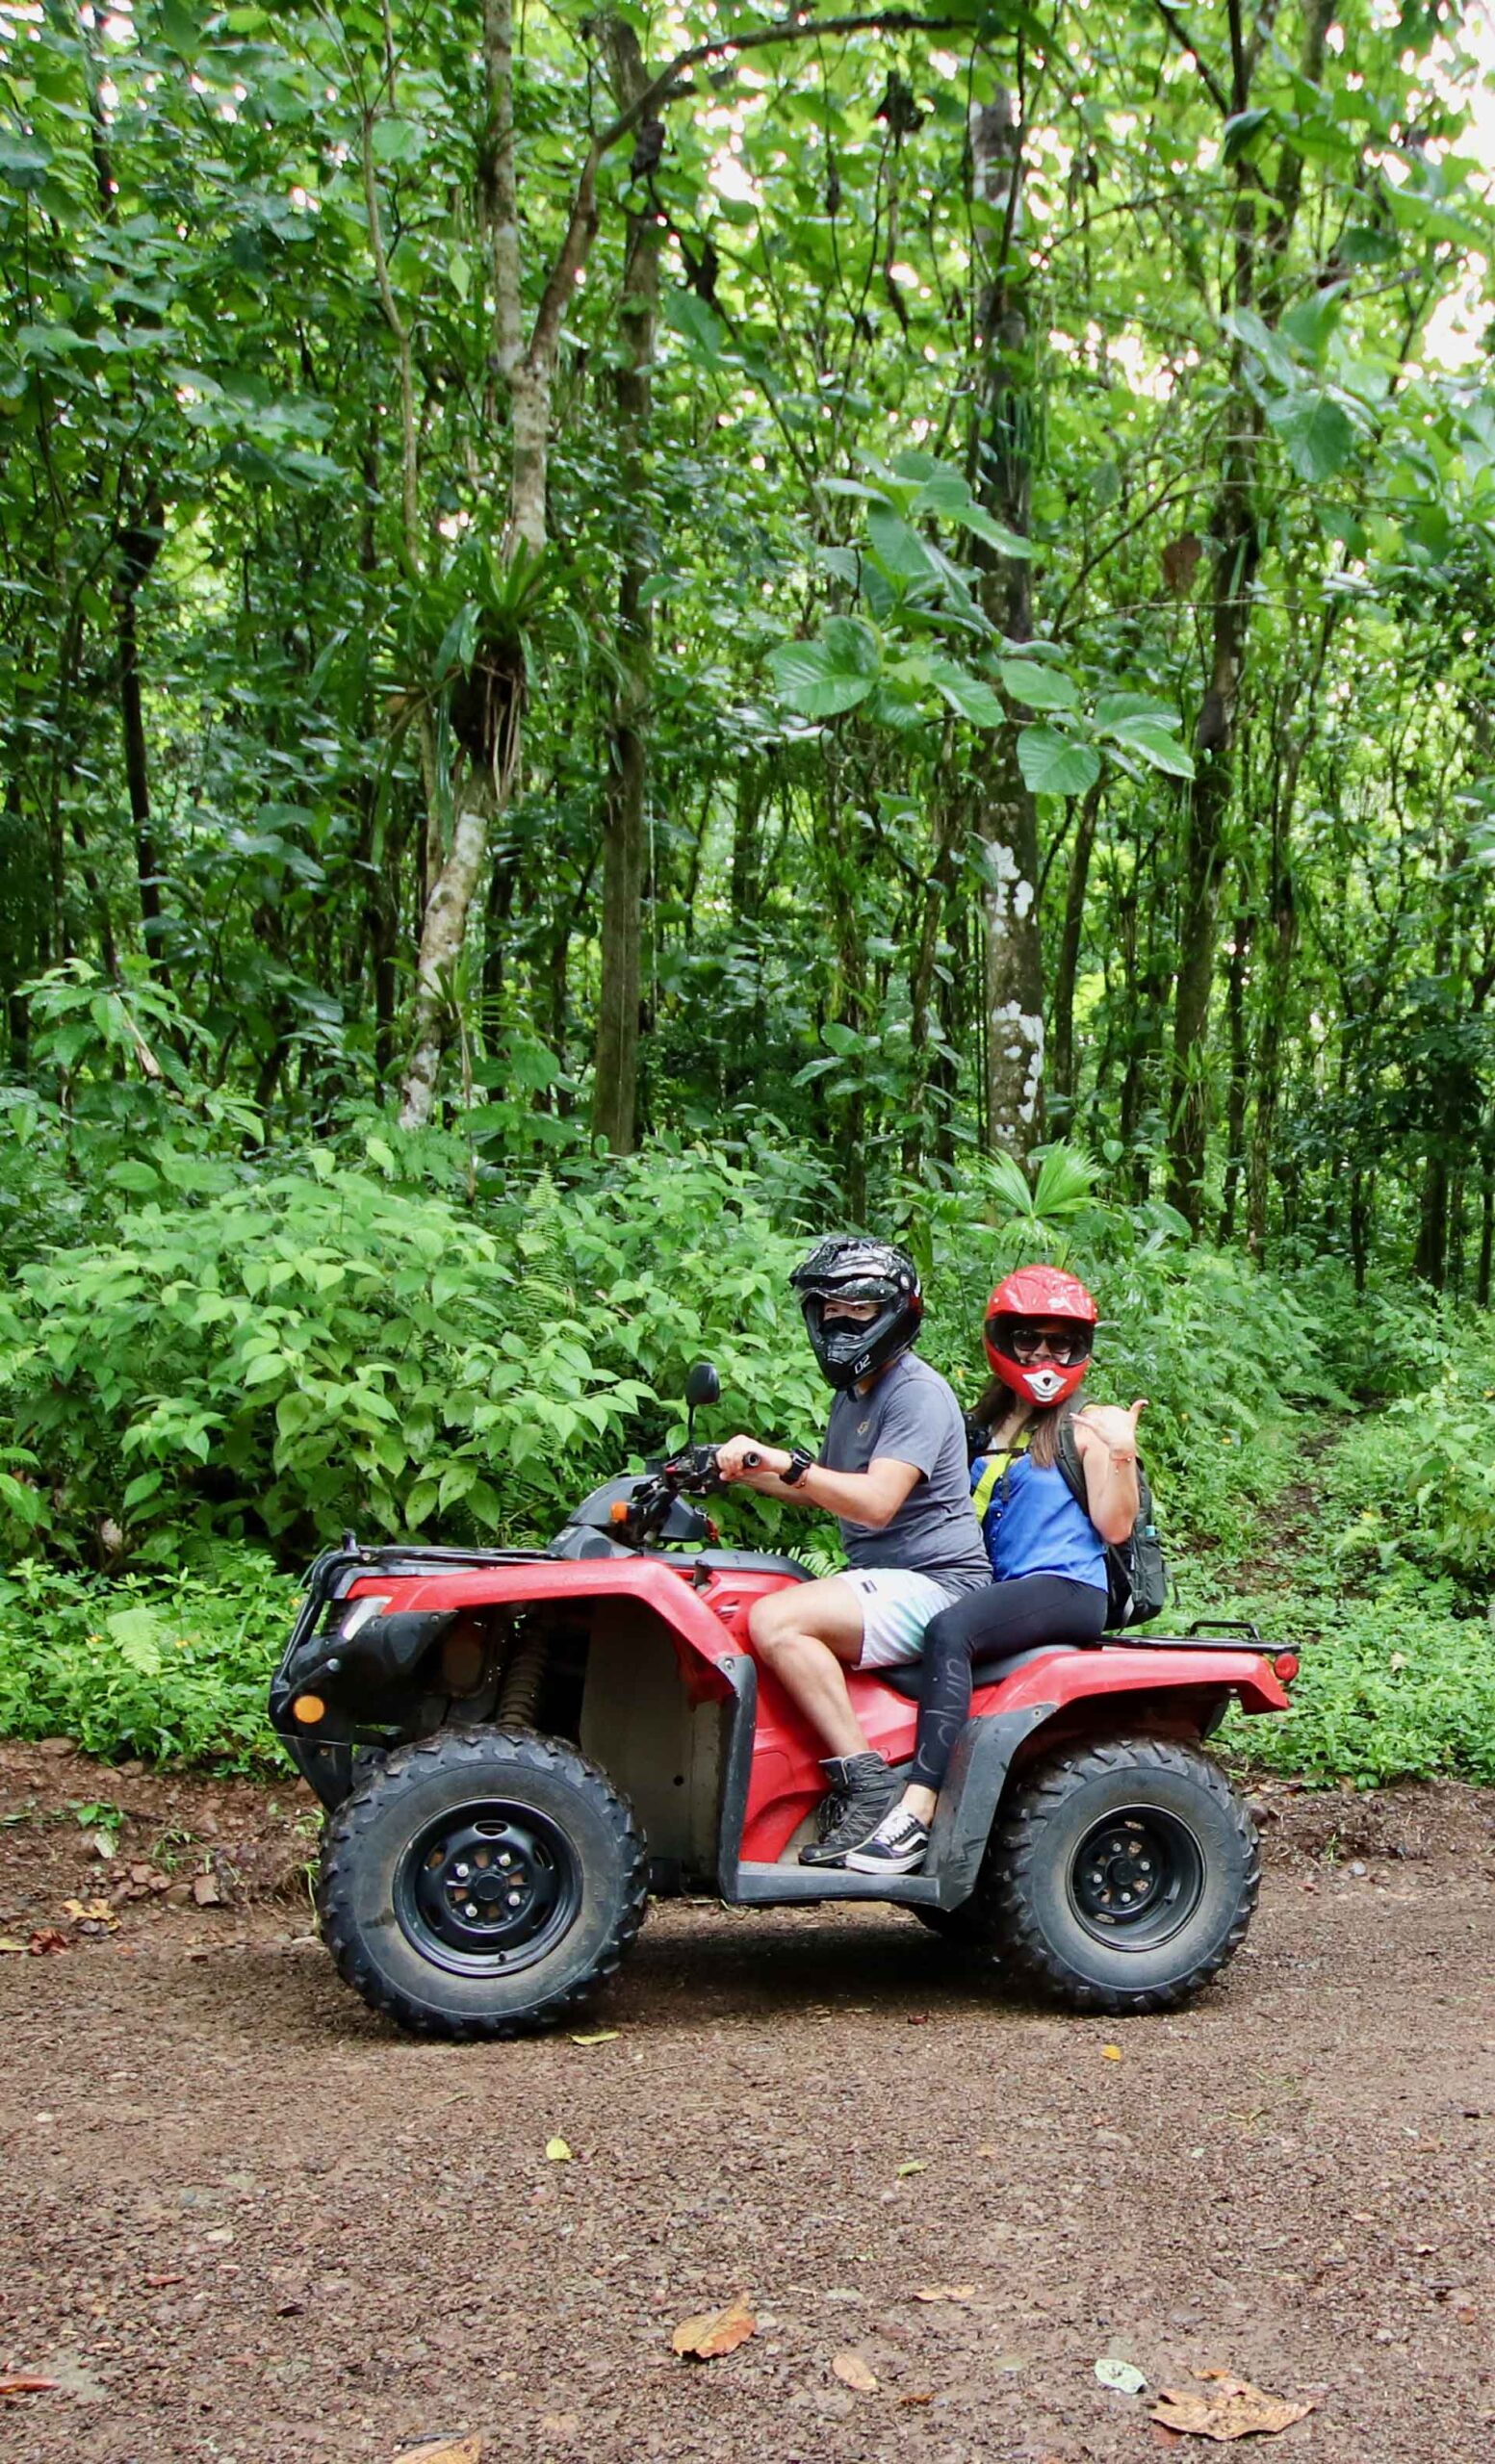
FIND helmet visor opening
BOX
[995,1317,1094,1368]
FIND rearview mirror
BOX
[684,1360,721,1413]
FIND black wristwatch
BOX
[781,1446,816,1487]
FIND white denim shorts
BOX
[838,1567,961,1669]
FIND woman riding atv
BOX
[845,1266,1147,1874]
[714,1235,990,1865]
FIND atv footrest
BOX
[730,1863,942,1908]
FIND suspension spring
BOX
[497,1627,550,1729]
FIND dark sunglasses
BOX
[1002,1321,1089,1366]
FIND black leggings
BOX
[910,1576,1107,1792]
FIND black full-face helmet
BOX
[789,1235,923,1391]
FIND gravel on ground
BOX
[2,1741,1492,2464]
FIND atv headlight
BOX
[339,1593,393,1642]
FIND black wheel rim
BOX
[1067,1805,1205,1952]
[394,1798,583,1980]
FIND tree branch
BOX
[1148,0,1231,119]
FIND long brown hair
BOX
[970,1377,1065,1470]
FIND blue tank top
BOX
[970,1450,1106,1592]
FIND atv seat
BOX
[870,1639,1097,1699]
[693,1549,812,1580]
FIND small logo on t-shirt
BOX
[858,1419,870,1435]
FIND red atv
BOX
[269,1364,1295,2040]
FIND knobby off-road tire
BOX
[988,1735,1261,2016]
[318,1725,648,2041]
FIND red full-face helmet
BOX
[984,1264,1098,1410]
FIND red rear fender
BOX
[973,1643,1291,1721]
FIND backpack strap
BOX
[970,1448,1019,1523]
[1052,1405,1090,1515]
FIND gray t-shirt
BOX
[820,1351,990,1593]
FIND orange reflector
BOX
[609,1501,630,1524]
[1273,1654,1299,1683]
[293,1692,326,1724]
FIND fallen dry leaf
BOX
[1150,2370,1316,2442]
[832,2351,880,2393]
[394,2440,483,2464]
[898,2392,935,2407]
[1095,2356,1148,2395]
[914,2285,975,2304]
[0,1938,27,1954]
[27,1929,69,1955]
[896,2158,928,2177]
[0,2376,60,2397]
[569,2030,619,2046]
[544,2136,573,2162]
[1101,2042,1122,2061]
[672,2296,757,2360]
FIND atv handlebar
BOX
[617,1443,730,1546]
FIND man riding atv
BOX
[714,1235,990,1866]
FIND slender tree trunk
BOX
[969,90,1044,1157]
[1219,894,1253,1244]
[592,23,657,1155]
[1049,777,1102,1107]
[1165,0,1335,1225]
[903,771,960,1176]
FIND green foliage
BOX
[1214,1575,1495,1789]
[0,1134,831,1559]
[0,1552,296,1771]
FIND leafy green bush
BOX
[1325,1361,1495,1603]
[0,1551,296,1770]
[1207,1572,1495,1789]
[0,1138,835,1562]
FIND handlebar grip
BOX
[742,1450,761,1470]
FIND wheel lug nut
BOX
[454,1862,470,1880]
[507,1890,523,1907]
[499,1853,512,1867]
[465,1902,478,1918]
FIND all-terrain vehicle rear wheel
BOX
[318,1726,648,2040]
[989,1735,1260,2015]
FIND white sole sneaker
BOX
[844,1831,929,1876]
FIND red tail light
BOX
[1273,1653,1300,1683]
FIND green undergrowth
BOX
[0,1552,296,1773]
[1180,1412,1495,1789]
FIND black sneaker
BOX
[798,1753,899,1866]
[844,1807,930,1875]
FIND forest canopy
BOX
[1,0,1492,1280]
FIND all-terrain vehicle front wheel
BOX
[987,1734,1260,2015]
[318,1726,648,2040]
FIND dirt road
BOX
[2,1748,1493,2464]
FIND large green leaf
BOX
[0,133,52,191]
[926,656,1004,728]
[1112,720,1196,779]
[866,508,936,583]
[1001,659,1080,712]
[767,637,877,719]
[1017,728,1100,797]
[1268,394,1355,482]
[961,504,1034,558]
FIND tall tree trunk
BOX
[591,22,657,1155]
[969,90,1044,1157]
[1049,777,1102,1107]
[1218,891,1253,1244]
[903,769,960,1177]
[1165,0,1335,1224]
